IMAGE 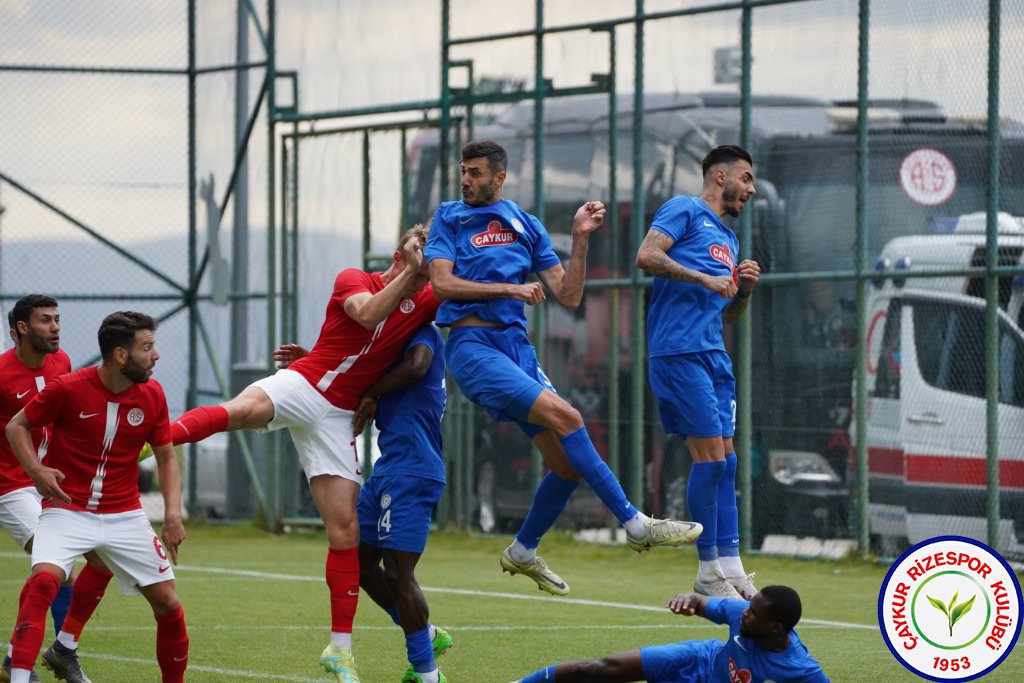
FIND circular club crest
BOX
[878,536,1022,681]
[127,407,145,427]
[510,217,526,234]
[380,494,391,509]
[399,298,415,314]
[899,148,957,206]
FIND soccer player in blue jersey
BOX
[353,324,452,683]
[512,585,830,683]
[635,145,761,600]
[273,324,452,683]
[425,140,702,597]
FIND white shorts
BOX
[251,369,362,483]
[32,507,175,596]
[0,486,42,550]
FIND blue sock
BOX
[688,460,727,562]
[405,626,435,673]
[50,583,73,635]
[520,666,557,682]
[717,453,740,558]
[386,605,401,626]
[559,427,635,523]
[516,472,579,548]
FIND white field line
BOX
[172,564,877,631]
[0,555,876,632]
[78,652,325,682]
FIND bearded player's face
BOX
[120,330,159,383]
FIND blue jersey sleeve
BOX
[529,214,562,274]
[650,195,695,242]
[425,203,457,263]
[704,596,749,626]
[406,324,442,358]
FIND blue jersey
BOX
[705,597,828,683]
[424,198,561,329]
[371,325,446,483]
[647,196,740,357]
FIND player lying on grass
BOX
[511,585,829,683]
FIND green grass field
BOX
[1,524,1021,682]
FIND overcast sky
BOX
[1,0,1020,245]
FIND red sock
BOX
[170,405,229,445]
[11,572,59,670]
[325,547,359,634]
[61,563,113,640]
[155,604,189,683]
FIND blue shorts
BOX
[357,474,444,554]
[650,350,736,439]
[446,325,556,439]
[641,639,718,683]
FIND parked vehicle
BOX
[860,212,1024,559]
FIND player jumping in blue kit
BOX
[635,145,761,600]
[352,324,452,683]
[512,585,830,683]
[425,140,702,597]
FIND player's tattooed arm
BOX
[635,230,717,287]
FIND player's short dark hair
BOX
[398,223,429,251]
[760,585,802,632]
[8,294,59,336]
[462,140,508,174]
[98,311,158,360]
[700,144,753,178]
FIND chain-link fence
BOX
[3,1,1022,560]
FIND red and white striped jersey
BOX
[24,366,170,514]
[0,348,71,496]
[287,269,440,410]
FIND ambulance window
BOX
[913,302,985,399]
[873,301,901,399]
[999,323,1024,408]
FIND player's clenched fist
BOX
[573,200,606,235]
[509,282,545,305]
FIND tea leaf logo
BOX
[927,590,977,638]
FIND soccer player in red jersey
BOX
[0,295,113,683]
[5,311,188,683]
[171,225,439,683]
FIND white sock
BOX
[623,512,650,538]
[57,632,78,650]
[11,668,32,683]
[719,555,746,578]
[5,642,11,658]
[508,539,536,564]
[330,631,351,649]
[417,668,440,683]
[698,559,724,582]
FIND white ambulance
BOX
[861,212,1024,559]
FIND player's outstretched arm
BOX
[152,442,186,564]
[429,258,544,304]
[6,409,71,504]
[535,201,605,308]
[666,591,709,618]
